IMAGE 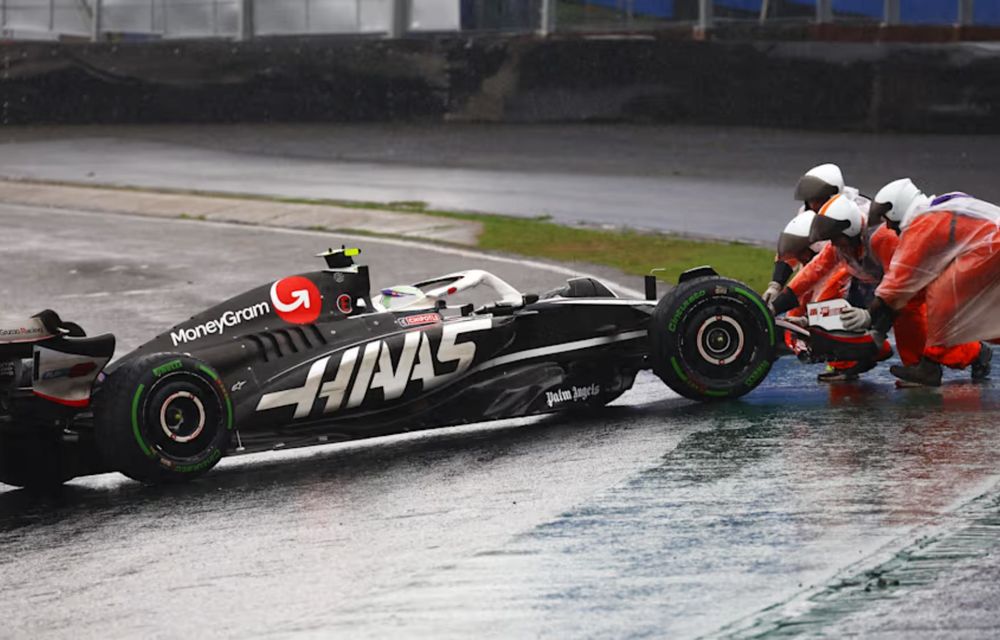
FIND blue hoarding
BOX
[576,0,1000,24]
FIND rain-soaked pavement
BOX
[2,203,1000,638]
[2,123,999,244]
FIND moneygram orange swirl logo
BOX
[270,276,321,325]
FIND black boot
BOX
[890,357,943,387]
[972,343,993,381]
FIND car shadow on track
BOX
[4,379,990,528]
[0,396,696,527]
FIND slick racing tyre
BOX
[649,276,775,401]
[95,353,232,484]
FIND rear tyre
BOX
[649,276,775,401]
[95,353,232,484]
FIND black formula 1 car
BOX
[0,249,881,488]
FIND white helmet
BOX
[794,163,845,203]
[869,178,928,229]
[777,210,822,261]
[809,194,864,243]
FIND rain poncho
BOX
[877,193,1000,347]
[789,224,923,365]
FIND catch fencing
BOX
[1,0,997,41]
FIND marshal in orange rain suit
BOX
[875,201,1000,363]
[787,224,923,366]
[774,248,851,320]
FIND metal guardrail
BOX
[0,0,428,39]
[0,0,994,41]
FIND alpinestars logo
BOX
[271,276,321,325]
[170,302,271,346]
[256,318,491,419]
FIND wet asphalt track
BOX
[3,203,1000,638]
[3,124,1000,244]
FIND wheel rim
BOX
[158,391,206,444]
[674,295,765,387]
[695,315,745,366]
[143,372,222,462]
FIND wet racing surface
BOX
[3,204,1000,637]
[3,124,1000,244]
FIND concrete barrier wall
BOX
[2,34,999,132]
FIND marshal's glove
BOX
[785,315,809,328]
[865,297,899,353]
[840,306,872,332]
[761,281,783,306]
[769,288,799,316]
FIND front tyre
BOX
[95,353,232,484]
[649,276,775,401]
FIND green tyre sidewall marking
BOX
[744,359,772,389]
[198,363,233,431]
[668,289,707,334]
[672,355,735,399]
[98,352,230,484]
[147,367,226,468]
[174,449,223,474]
[130,383,156,459]
[654,277,774,401]
[152,359,183,378]
[734,286,775,346]
[142,362,229,470]
[670,357,690,383]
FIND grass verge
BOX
[476,215,770,291]
[373,201,773,292]
[2,178,773,291]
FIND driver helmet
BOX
[377,285,431,311]
[794,163,845,211]
[809,194,865,244]
[869,178,928,233]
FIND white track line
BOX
[9,202,649,299]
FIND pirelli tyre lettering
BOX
[4,246,792,489]
[649,276,775,401]
[94,353,233,483]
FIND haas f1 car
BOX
[0,249,881,488]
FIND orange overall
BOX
[878,208,1000,361]
[787,226,925,366]
[777,256,850,319]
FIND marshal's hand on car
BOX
[841,306,872,331]
[761,281,783,306]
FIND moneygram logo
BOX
[270,276,321,325]
[170,302,271,346]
